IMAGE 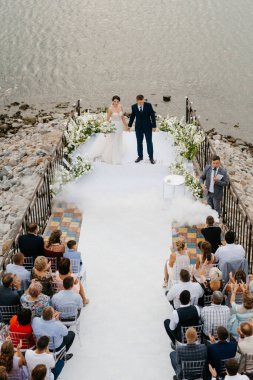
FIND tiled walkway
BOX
[172,223,206,264]
[43,201,82,244]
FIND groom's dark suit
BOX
[128,102,156,160]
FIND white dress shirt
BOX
[215,243,245,264]
[167,281,204,309]
[209,168,217,193]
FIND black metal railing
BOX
[186,97,253,272]
[1,131,67,274]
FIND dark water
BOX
[0,0,253,140]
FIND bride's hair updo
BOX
[112,95,120,102]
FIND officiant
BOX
[199,155,229,217]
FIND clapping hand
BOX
[17,340,22,350]
[209,364,217,378]
[53,310,61,320]
[208,334,216,344]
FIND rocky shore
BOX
[206,129,253,219]
[0,101,75,255]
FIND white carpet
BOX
[59,132,215,380]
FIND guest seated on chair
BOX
[195,241,215,280]
[170,327,207,380]
[64,240,83,273]
[201,215,222,253]
[228,283,253,337]
[0,273,21,306]
[44,230,65,264]
[21,280,50,318]
[201,291,230,338]
[32,307,75,360]
[31,364,47,380]
[224,270,246,294]
[0,339,27,379]
[166,269,204,309]
[54,258,89,305]
[52,276,83,311]
[209,358,250,380]
[10,308,33,334]
[163,238,191,288]
[26,336,64,380]
[164,290,201,346]
[18,223,44,259]
[198,267,225,306]
[214,231,245,265]
[237,321,253,373]
[31,257,54,297]
[208,326,237,378]
[6,252,31,292]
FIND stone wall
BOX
[0,101,73,255]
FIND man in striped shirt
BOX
[201,291,230,337]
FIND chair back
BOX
[70,258,81,274]
[0,305,20,324]
[48,257,58,272]
[23,257,34,271]
[9,331,35,350]
[204,294,212,307]
[182,359,206,380]
[181,324,203,344]
[244,353,253,373]
[52,280,64,293]
[56,303,80,321]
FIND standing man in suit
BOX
[199,155,229,217]
[128,94,156,164]
[18,223,44,259]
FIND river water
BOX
[0,0,253,140]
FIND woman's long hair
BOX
[0,341,14,373]
[47,230,62,247]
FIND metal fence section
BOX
[186,97,253,272]
[1,132,67,274]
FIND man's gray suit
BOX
[199,165,228,216]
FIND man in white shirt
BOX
[209,358,249,380]
[6,252,30,291]
[166,269,204,309]
[26,336,64,380]
[215,231,245,264]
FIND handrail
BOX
[186,97,253,272]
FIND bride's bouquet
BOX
[64,113,116,155]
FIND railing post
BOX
[76,99,81,116]
[186,97,189,123]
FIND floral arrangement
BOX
[64,113,116,155]
[50,155,92,196]
[169,159,203,199]
[158,115,205,160]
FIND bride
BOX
[88,95,128,164]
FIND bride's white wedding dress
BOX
[88,111,124,164]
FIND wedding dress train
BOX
[87,112,124,164]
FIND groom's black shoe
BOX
[135,157,143,163]
[150,158,156,164]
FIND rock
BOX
[227,137,236,143]
[212,134,221,140]
[1,205,10,212]
[0,180,13,191]
[0,166,13,180]
[12,111,22,119]
[0,224,10,235]
[233,123,240,128]
[10,102,20,106]
[23,115,37,125]
[19,104,30,111]
[55,102,70,109]
[163,96,171,102]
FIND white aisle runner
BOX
[60,133,212,380]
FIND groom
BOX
[128,94,156,164]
